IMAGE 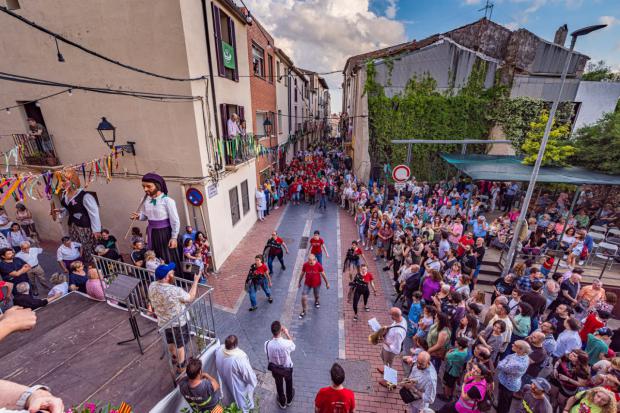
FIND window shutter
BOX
[211,4,225,76]
[238,106,245,123]
[228,17,239,82]
[220,103,228,139]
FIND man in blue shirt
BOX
[0,248,31,289]
[503,182,520,212]
[470,216,488,239]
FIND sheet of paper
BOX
[384,365,397,384]
[368,317,381,332]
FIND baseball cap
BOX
[531,377,551,393]
[155,263,175,280]
[598,327,613,337]
[608,349,616,358]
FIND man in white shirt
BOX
[379,307,407,372]
[227,113,240,138]
[265,320,296,409]
[56,237,82,274]
[16,241,50,296]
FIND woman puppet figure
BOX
[56,169,101,264]
[132,173,181,267]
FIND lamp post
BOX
[502,24,606,275]
[96,117,136,155]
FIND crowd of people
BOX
[2,144,620,413]
[244,147,620,413]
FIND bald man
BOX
[523,331,548,388]
[379,307,407,372]
[403,351,437,412]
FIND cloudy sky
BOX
[242,0,620,112]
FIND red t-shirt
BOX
[579,312,605,343]
[254,263,269,276]
[302,261,324,287]
[362,272,374,283]
[315,387,356,413]
[310,237,324,255]
[456,235,474,256]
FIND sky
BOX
[242,0,620,112]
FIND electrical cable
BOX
[0,72,200,112]
[0,5,339,82]
[0,5,206,82]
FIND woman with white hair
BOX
[496,339,532,412]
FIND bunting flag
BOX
[0,148,126,205]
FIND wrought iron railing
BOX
[92,255,204,317]
[223,134,257,167]
[13,133,60,166]
[158,291,217,383]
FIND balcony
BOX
[223,134,257,170]
[13,133,60,166]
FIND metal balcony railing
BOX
[93,255,204,317]
[223,134,256,167]
[158,291,217,383]
[13,133,60,166]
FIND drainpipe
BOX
[201,0,221,164]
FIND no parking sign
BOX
[185,187,204,207]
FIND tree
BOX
[582,60,620,81]
[571,109,620,174]
[521,110,576,166]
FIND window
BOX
[276,61,281,82]
[219,104,244,139]
[229,187,240,225]
[278,110,283,134]
[268,55,274,83]
[241,180,250,215]
[256,112,266,137]
[284,69,288,86]
[294,79,298,102]
[294,107,297,129]
[212,4,238,81]
[252,43,265,78]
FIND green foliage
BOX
[582,60,620,81]
[364,59,492,181]
[487,97,574,152]
[521,110,576,166]
[570,109,620,174]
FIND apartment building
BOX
[0,0,258,268]
[275,48,293,167]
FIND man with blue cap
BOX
[148,262,201,374]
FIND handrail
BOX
[158,291,217,383]
[93,255,212,316]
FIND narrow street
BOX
[209,201,410,412]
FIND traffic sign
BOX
[392,164,410,182]
[186,187,204,207]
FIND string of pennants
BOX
[214,132,304,161]
[0,148,126,206]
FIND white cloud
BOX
[385,0,398,19]
[242,0,407,111]
[599,15,619,27]
[504,21,520,30]
[463,0,482,5]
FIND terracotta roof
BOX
[318,77,329,89]
[275,48,294,67]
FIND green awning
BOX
[440,153,620,185]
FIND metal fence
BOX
[13,133,60,166]
[93,255,203,317]
[158,291,217,384]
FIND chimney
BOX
[554,24,568,47]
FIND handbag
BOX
[266,341,293,379]
[399,387,420,404]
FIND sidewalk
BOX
[339,208,408,413]
[208,205,288,312]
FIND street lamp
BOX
[263,117,273,137]
[96,117,116,147]
[96,117,136,155]
[502,23,607,275]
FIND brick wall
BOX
[247,20,277,183]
